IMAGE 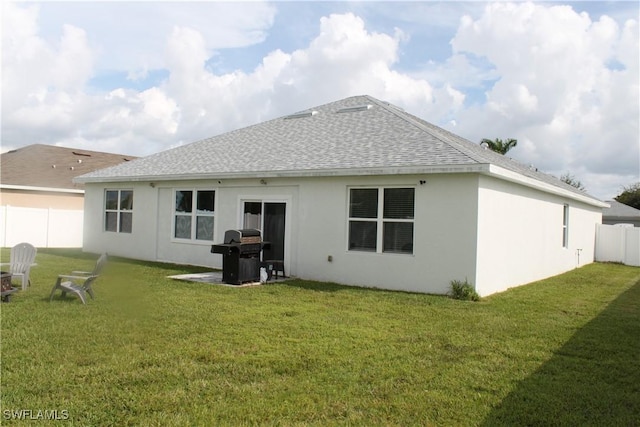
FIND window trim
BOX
[347,186,415,255]
[104,189,133,234]
[562,204,569,248]
[172,188,217,243]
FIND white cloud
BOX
[449,2,639,195]
[31,1,276,73]
[416,53,498,90]
[2,3,96,146]
[51,24,94,90]
[1,1,637,199]
[158,12,446,145]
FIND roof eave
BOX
[486,165,608,208]
[74,164,493,184]
[604,215,640,221]
[0,184,84,194]
[76,163,607,209]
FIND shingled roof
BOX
[76,95,603,205]
[603,200,640,221]
[1,144,136,191]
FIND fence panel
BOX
[624,227,640,266]
[1,205,84,248]
[47,209,84,247]
[595,224,640,267]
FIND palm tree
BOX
[480,138,518,155]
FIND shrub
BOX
[450,279,480,301]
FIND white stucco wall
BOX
[155,180,299,269]
[84,179,299,269]
[82,172,601,296]
[474,175,602,296]
[82,174,480,294]
[293,174,479,294]
[83,182,159,260]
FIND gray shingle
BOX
[603,200,640,219]
[76,95,599,201]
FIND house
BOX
[1,144,135,247]
[602,200,640,227]
[76,95,606,296]
[1,144,136,209]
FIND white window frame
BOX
[172,189,216,243]
[347,186,415,255]
[562,204,569,248]
[104,189,133,233]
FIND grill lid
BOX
[224,229,261,244]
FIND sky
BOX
[1,1,638,200]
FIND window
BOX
[174,190,215,241]
[562,204,569,248]
[105,190,133,233]
[348,187,414,254]
[349,188,378,251]
[243,202,263,230]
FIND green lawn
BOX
[1,249,639,426]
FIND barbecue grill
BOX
[211,229,270,285]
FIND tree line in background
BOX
[615,183,640,210]
[479,138,639,209]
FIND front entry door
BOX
[243,201,286,262]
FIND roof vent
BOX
[337,104,372,113]
[284,110,318,120]
[382,102,404,112]
[72,151,91,157]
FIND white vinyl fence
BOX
[0,205,84,248]
[595,224,640,267]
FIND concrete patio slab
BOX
[168,271,286,287]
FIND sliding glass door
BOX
[243,201,286,261]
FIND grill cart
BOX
[211,229,270,285]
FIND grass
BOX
[1,249,639,426]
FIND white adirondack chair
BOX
[0,242,37,291]
[49,253,108,304]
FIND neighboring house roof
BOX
[76,95,605,206]
[1,144,136,192]
[603,200,640,222]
